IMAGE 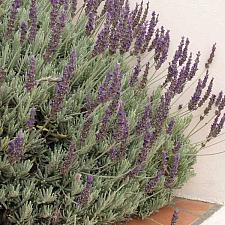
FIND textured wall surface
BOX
[132,0,225,204]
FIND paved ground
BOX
[118,198,221,225]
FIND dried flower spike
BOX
[77,175,94,208]
[130,56,141,87]
[25,56,37,92]
[113,101,129,142]
[27,107,37,130]
[60,142,76,175]
[5,0,22,39]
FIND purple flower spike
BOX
[80,117,93,145]
[20,22,28,45]
[145,170,163,194]
[188,79,203,111]
[7,130,24,164]
[205,43,216,68]
[140,62,150,89]
[77,175,94,208]
[208,113,225,138]
[198,78,214,107]
[155,30,170,70]
[110,63,123,98]
[173,141,181,154]
[203,94,216,116]
[25,56,37,92]
[27,107,37,130]
[175,66,189,94]
[71,0,78,17]
[215,91,223,107]
[131,3,139,23]
[44,10,67,62]
[167,118,175,135]
[184,53,192,73]
[142,11,158,53]
[5,0,22,39]
[60,142,76,175]
[128,164,144,178]
[129,56,141,87]
[148,28,159,52]
[106,0,121,27]
[96,98,119,142]
[120,14,133,54]
[155,92,172,128]
[50,1,60,29]
[133,0,143,28]
[97,72,113,104]
[92,22,110,56]
[136,100,152,135]
[168,37,185,66]
[28,0,38,43]
[109,146,118,161]
[217,96,225,115]
[85,11,95,36]
[133,22,147,55]
[138,131,157,164]
[110,141,127,161]
[161,151,168,174]
[175,37,185,62]
[85,0,94,15]
[51,50,77,115]
[208,113,220,138]
[179,38,190,66]
[109,23,121,54]
[201,70,209,89]
[165,153,180,188]
[140,1,150,25]
[164,63,178,87]
[133,2,149,36]
[113,101,129,142]
[60,0,69,11]
[154,26,165,62]
[171,209,179,225]
[188,51,201,81]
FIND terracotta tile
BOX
[118,218,161,225]
[175,198,214,215]
[149,206,199,225]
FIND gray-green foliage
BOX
[0,0,197,224]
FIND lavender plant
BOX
[0,0,224,225]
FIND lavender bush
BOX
[0,0,224,224]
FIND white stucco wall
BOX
[134,0,225,204]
